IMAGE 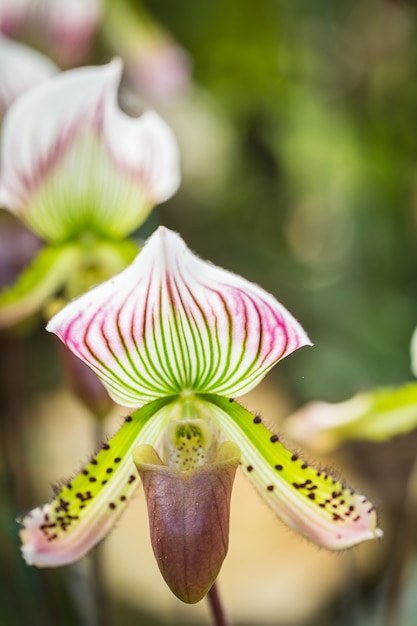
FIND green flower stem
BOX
[207,582,230,626]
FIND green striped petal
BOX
[20,395,178,567]
[202,395,382,550]
[47,226,311,407]
[0,60,180,243]
[0,243,81,328]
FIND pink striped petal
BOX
[0,60,180,242]
[47,227,312,407]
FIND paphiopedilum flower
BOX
[20,227,382,602]
[0,0,102,68]
[0,34,58,121]
[0,59,180,327]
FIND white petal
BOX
[47,226,311,407]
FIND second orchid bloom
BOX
[0,60,180,327]
[20,227,382,603]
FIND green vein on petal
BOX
[20,395,179,567]
[0,243,81,328]
[200,394,382,550]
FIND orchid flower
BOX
[0,59,180,328]
[20,227,382,603]
[0,34,58,121]
[0,0,102,68]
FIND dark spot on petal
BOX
[120,495,127,502]
[91,459,98,466]
[253,416,261,424]
[82,469,89,476]
[229,398,234,403]
[106,468,113,474]
[267,485,274,491]
[308,493,315,500]
[301,463,308,469]
[102,443,110,450]
[102,480,108,485]
[270,434,279,443]
[275,464,283,471]
[291,454,299,461]
[109,503,116,510]
[89,477,97,483]
[247,465,254,472]
[125,416,132,422]
[114,457,121,463]
[128,475,136,483]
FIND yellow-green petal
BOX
[202,394,382,550]
[20,395,178,567]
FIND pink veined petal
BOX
[0,59,180,242]
[0,34,58,120]
[47,226,312,407]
